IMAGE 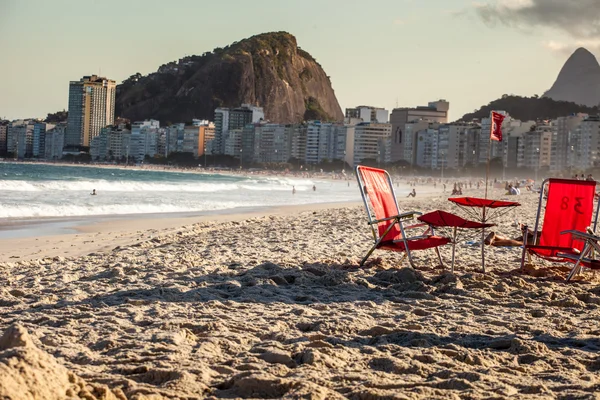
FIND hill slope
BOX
[459,95,600,122]
[115,32,343,124]
[543,48,600,107]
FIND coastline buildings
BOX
[345,106,389,124]
[65,75,116,150]
[390,100,449,162]
[0,121,8,156]
[352,122,392,166]
[44,124,66,160]
[214,105,264,155]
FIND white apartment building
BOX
[305,121,352,165]
[444,124,472,169]
[401,120,435,164]
[575,116,600,170]
[214,104,264,154]
[415,129,436,168]
[90,126,131,160]
[390,100,449,162]
[345,106,389,123]
[32,123,54,158]
[551,114,586,172]
[352,122,392,166]
[7,120,35,158]
[45,124,66,160]
[251,124,293,164]
[224,128,243,158]
[522,126,553,170]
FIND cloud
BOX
[543,39,600,56]
[474,0,600,39]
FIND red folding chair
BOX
[356,166,450,268]
[520,178,600,271]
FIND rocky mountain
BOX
[115,32,343,124]
[543,47,600,107]
[459,95,600,122]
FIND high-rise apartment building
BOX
[551,114,587,172]
[575,116,600,170]
[66,75,116,150]
[345,106,389,123]
[389,100,449,162]
[305,121,352,165]
[352,122,392,166]
[213,104,264,154]
[0,121,8,156]
[45,124,66,160]
[7,120,35,158]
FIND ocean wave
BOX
[0,180,243,193]
[0,201,244,218]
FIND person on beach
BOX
[292,186,296,194]
[91,189,97,195]
[484,224,541,247]
[407,188,416,198]
[312,185,316,191]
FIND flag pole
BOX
[481,110,493,273]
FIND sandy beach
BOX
[2,188,600,399]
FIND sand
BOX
[1,189,600,399]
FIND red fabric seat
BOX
[380,236,451,252]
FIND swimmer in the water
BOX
[91,189,97,195]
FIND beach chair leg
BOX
[451,227,457,273]
[360,244,378,267]
[567,261,582,282]
[406,248,416,268]
[520,230,528,272]
[566,245,592,282]
[435,246,444,269]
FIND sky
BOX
[1,0,597,122]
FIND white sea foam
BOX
[0,201,244,218]
[0,164,360,219]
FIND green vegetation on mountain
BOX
[44,110,68,123]
[459,95,600,122]
[116,32,343,124]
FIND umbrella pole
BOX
[481,206,486,273]
[451,226,457,273]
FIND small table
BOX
[448,197,521,273]
[418,210,494,273]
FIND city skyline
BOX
[1,0,597,121]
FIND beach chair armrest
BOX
[560,230,600,242]
[369,211,422,225]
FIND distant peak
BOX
[573,47,593,55]
[567,47,598,64]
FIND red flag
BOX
[490,111,505,142]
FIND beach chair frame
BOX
[520,178,600,271]
[356,166,447,269]
[558,229,600,281]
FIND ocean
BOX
[0,163,362,221]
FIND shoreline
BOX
[0,186,450,263]
[0,201,360,263]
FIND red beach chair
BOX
[520,178,600,271]
[356,166,450,268]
